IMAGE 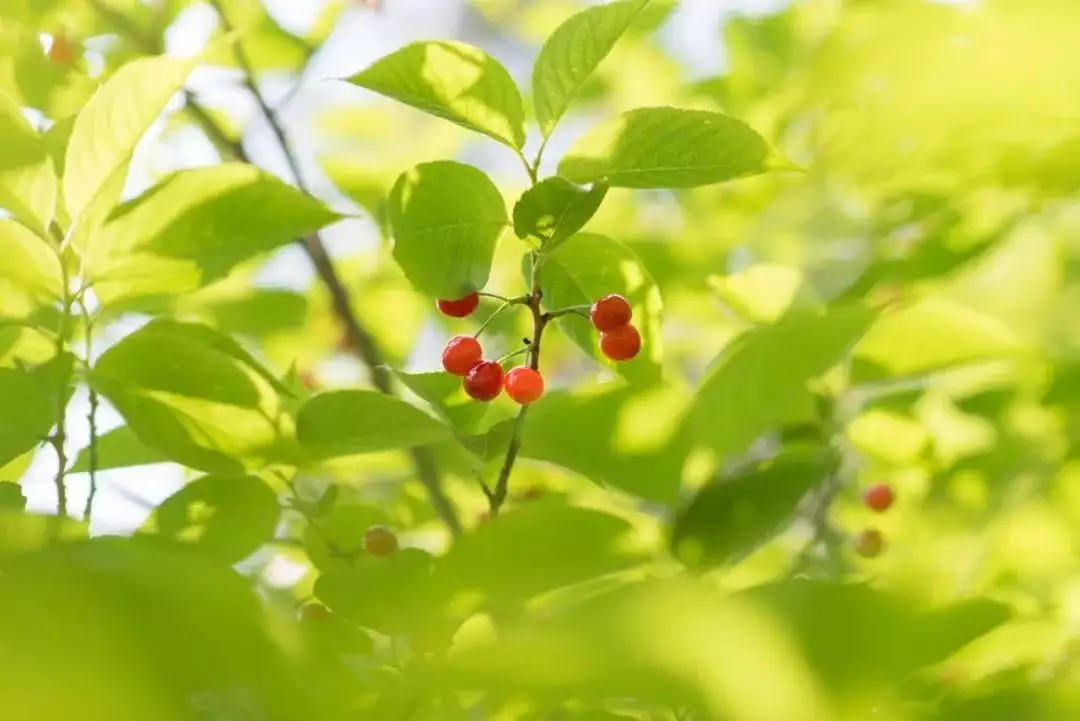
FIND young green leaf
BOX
[63,54,199,220]
[346,41,526,150]
[0,220,62,300]
[70,425,169,474]
[521,384,690,504]
[0,91,56,234]
[429,499,646,613]
[533,0,651,137]
[140,474,280,565]
[86,164,340,307]
[670,446,835,569]
[0,365,60,468]
[90,320,294,474]
[540,233,662,384]
[395,370,514,435]
[559,107,770,188]
[296,390,452,460]
[852,297,1020,382]
[388,161,508,298]
[512,177,608,250]
[691,306,876,460]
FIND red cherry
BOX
[589,294,632,332]
[599,323,641,361]
[364,525,399,557]
[503,366,544,405]
[862,483,895,512]
[48,36,78,66]
[442,335,483,376]
[463,360,503,401]
[437,293,480,318]
[854,529,886,558]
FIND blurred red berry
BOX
[854,529,886,558]
[863,483,895,512]
[48,36,78,65]
[437,293,479,318]
[442,335,482,376]
[589,294,632,332]
[503,366,544,405]
[364,525,399,557]
[599,323,641,361]
[464,360,503,401]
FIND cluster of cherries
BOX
[854,483,894,558]
[436,291,641,404]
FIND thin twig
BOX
[205,0,462,536]
[489,254,546,516]
[78,296,99,522]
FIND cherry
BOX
[854,529,885,558]
[504,366,544,405]
[364,525,399,557]
[590,294,632,332]
[862,483,895,512]
[48,36,78,66]
[599,323,641,361]
[464,360,503,401]
[437,293,480,318]
[442,335,482,376]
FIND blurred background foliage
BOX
[2,0,1080,720]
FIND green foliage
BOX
[513,177,608,250]
[296,390,452,460]
[559,107,771,188]
[532,0,651,136]
[388,160,509,298]
[0,1,1075,718]
[347,41,526,150]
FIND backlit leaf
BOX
[559,107,770,188]
[0,90,56,234]
[513,177,608,251]
[347,41,526,150]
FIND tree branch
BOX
[489,255,546,517]
[91,0,462,536]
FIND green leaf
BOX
[0,358,70,468]
[558,107,770,188]
[429,499,645,614]
[296,390,452,460]
[521,384,689,503]
[0,90,57,234]
[86,164,340,306]
[852,297,1021,382]
[513,177,608,250]
[739,579,1012,691]
[532,0,651,136]
[395,370,514,435]
[540,233,662,384]
[140,474,280,564]
[315,548,437,638]
[0,482,26,511]
[388,161,508,298]
[70,425,169,474]
[63,53,199,220]
[670,446,834,569]
[0,220,63,300]
[347,41,526,150]
[691,306,875,460]
[90,320,294,474]
[0,450,33,483]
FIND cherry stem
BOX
[489,252,547,518]
[473,295,529,339]
[543,304,590,322]
[496,346,530,365]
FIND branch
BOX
[78,296,100,522]
[489,255,546,517]
[91,0,462,536]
